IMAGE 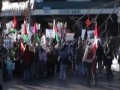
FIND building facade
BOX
[1,0,120,36]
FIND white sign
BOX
[3,30,9,35]
[6,21,13,30]
[4,38,12,48]
[9,33,16,42]
[21,23,29,34]
[66,33,74,41]
[81,29,86,39]
[46,29,55,38]
[88,30,94,39]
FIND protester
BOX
[58,48,68,81]
[5,56,13,79]
[21,44,31,80]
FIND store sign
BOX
[58,9,81,15]
[2,2,27,11]
[43,7,51,14]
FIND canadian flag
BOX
[91,23,98,55]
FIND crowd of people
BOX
[0,36,120,90]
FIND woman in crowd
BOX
[22,44,31,80]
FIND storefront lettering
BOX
[58,9,81,15]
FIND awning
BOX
[34,1,119,9]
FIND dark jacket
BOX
[76,46,84,65]
[96,45,104,62]
[59,51,68,65]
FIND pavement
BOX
[3,69,120,90]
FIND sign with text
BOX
[45,29,55,38]
[58,9,81,15]
[4,38,12,48]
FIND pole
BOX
[28,0,31,32]
[28,0,31,43]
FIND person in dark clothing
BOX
[29,46,35,78]
[105,43,114,79]
[35,46,39,78]
[59,48,69,81]
[0,43,7,82]
[47,47,55,77]
[96,41,104,75]
[22,45,31,80]
[76,43,84,77]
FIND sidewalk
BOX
[3,70,120,90]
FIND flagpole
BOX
[27,1,30,29]
[28,0,31,43]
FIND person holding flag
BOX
[82,23,98,86]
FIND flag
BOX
[85,18,91,27]
[32,23,40,43]
[9,28,15,33]
[23,20,28,43]
[19,41,25,55]
[13,15,17,28]
[91,23,98,55]
[53,19,59,42]
[32,23,37,33]
[23,20,27,34]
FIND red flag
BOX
[23,20,27,34]
[94,23,98,39]
[13,15,17,28]
[32,23,36,33]
[19,42,25,55]
[85,18,91,27]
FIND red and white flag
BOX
[91,23,98,55]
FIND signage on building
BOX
[43,7,51,14]
[58,9,81,15]
[0,2,33,16]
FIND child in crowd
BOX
[5,56,13,79]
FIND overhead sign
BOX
[45,29,55,38]
[58,9,81,15]
[32,9,117,16]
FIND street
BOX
[3,69,120,90]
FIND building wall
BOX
[67,0,90,1]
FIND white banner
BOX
[45,29,55,38]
